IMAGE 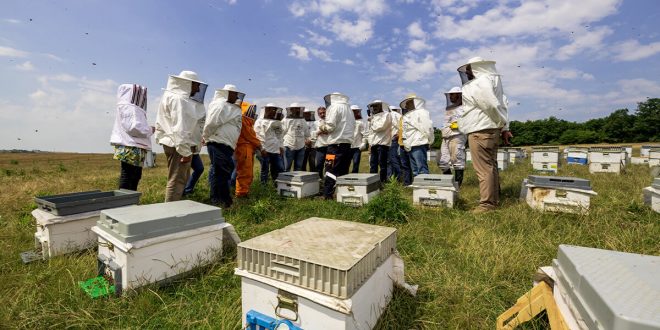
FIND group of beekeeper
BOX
[110,56,510,213]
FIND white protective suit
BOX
[399,96,435,151]
[319,93,355,145]
[457,57,509,134]
[202,84,244,150]
[255,104,284,154]
[282,103,310,150]
[438,87,467,170]
[389,106,402,139]
[350,105,367,150]
[155,71,207,157]
[304,109,318,147]
[110,84,153,150]
[367,100,392,146]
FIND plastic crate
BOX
[34,189,141,216]
[237,217,396,299]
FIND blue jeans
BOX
[230,155,237,187]
[399,146,413,186]
[285,147,306,171]
[259,152,284,184]
[409,144,430,176]
[207,143,234,208]
[183,154,204,195]
[351,148,361,173]
[369,145,389,182]
[387,138,401,180]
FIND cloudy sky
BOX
[1,0,659,152]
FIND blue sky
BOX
[1,0,659,152]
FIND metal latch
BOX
[275,290,299,321]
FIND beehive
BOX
[520,175,596,214]
[276,171,320,198]
[335,173,381,206]
[411,174,457,207]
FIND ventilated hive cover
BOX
[554,245,660,330]
[336,173,380,186]
[277,171,319,183]
[237,217,397,299]
[35,189,141,216]
[527,175,592,190]
[96,200,223,243]
[413,174,455,187]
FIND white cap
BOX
[172,70,205,84]
[350,105,361,110]
[221,84,238,92]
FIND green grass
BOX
[0,152,658,329]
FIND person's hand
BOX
[280,148,284,156]
[260,149,267,158]
[151,126,156,133]
[201,138,207,146]
[180,156,192,163]
[502,130,513,145]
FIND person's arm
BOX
[203,102,229,141]
[169,98,193,157]
[244,120,262,149]
[319,108,338,133]
[371,113,391,132]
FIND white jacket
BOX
[202,90,242,150]
[318,93,355,145]
[390,111,401,139]
[255,119,284,153]
[441,105,464,138]
[351,120,368,149]
[282,118,309,150]
[367,112,392,146]
[401,97,435,151]
[155,77,206,157]
[458,60,509,134]
[307,120,319,147]
[110,84,152,150]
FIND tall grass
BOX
[0,151,658,329]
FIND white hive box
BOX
[622,146,632,164]
[276,171,320,198]
[642,178,660,213]
[533,162,559,173]
[640,145,657,158]
[411,174,457,207]
[589,161,622,174]
[520,175,596,214]
[92,200,228,294]
[531,146,561,163]
[427,149,437,161]
[631,157,650,165]
[552,245,660,330]
[505,148,519,164]
[589,146,624,163]
[335,173,381,206]
[650,148,660,167]
[465,148,472,162]
[567,147,589,165]
[29,209,100,261]
[497,149,510,170]
[236,218,399,330]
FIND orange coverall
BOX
[235,109,261,197]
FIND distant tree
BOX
[632,98,660,142]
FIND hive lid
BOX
[527,175,591,190]
[96,200,223,243]
[553,245,660,330]
[276,171,319,183]
[34,189,141,216]
[589,146,623,152]
[532,146,560,152]
[413,174,455,187]
[653,177,660,190]
[336,173,380,185]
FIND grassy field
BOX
[0,150,658,329]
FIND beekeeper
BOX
[367,100,392,183]
[437,87,467,187]
[282,103,310,171]
[235,103,262,198]
[457,56,512,213]
[313,106,328,178]
[350,105,368,173]
[110,83,153,191]
[319,92,355,199]
[399,93,434,177]
[254,103,285,185]
[303,108,317,172]
[202,84,244,208]
[387,105,402,181]
[155,70,207,202]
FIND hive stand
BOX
[496,281,569,330]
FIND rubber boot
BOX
[454,169,464,187]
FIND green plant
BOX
[365,180,413,223]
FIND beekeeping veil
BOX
[445,86,462,110]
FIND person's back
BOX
[319,93,355,199]
[399,94,434,176]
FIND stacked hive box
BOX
[566,147,589,165]
[411,174,457,207]
[640,145,655,158]
[236,218,401,330]
[335,173,381,206]
[20,190,140,263]
[621,145,632,165]
[497,149,510,170]
[531,146,560,173]
[92,200,232,295]
[505,147,524,165]
[465,148,472,162]
[589,146,624,174]
[276,171,320,198]
[650,147,660,167]
[643,177,660,213]
[520,175,596,214]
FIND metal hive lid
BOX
[527,175,591,190]
[237,217,397,270]
[97,200,224,243]
[276,171,319,183]
[336,173,380,186]
[413,174,454,187]
[554,245,660,330]
[532,146,560,152]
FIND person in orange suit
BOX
[235,102,262,197]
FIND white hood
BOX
[456,57,508,134]
[110,84,153,150]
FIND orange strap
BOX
[325,154,336,161]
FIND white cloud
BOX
[406,21,434,52]
[0,45,29,57]
[407,21,426,39]
[384,54,438,82]
[555,26,612,60]
[289,43,310,61]
[409,39,433,52]
[226,0,237,4]
[324,17,373,47]
[3,18,21,24]
[343,59,355,65]
[612,39,660,62]
[309,48,334,62]
[43,53,64,61]
[305,29,333,46]
[289,0,387,18]
[15,61,35,71]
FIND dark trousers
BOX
[259,152,284,184]
[350,148,361,173]
[207,142,235,208]
[315,146,328,179]
[118,161,142,191]
[369,145,390,183]
[387,138,401,180]
[323,143,352,198]
[303,147,317,172]
[183,154,204,195]
[400,146,413,186]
